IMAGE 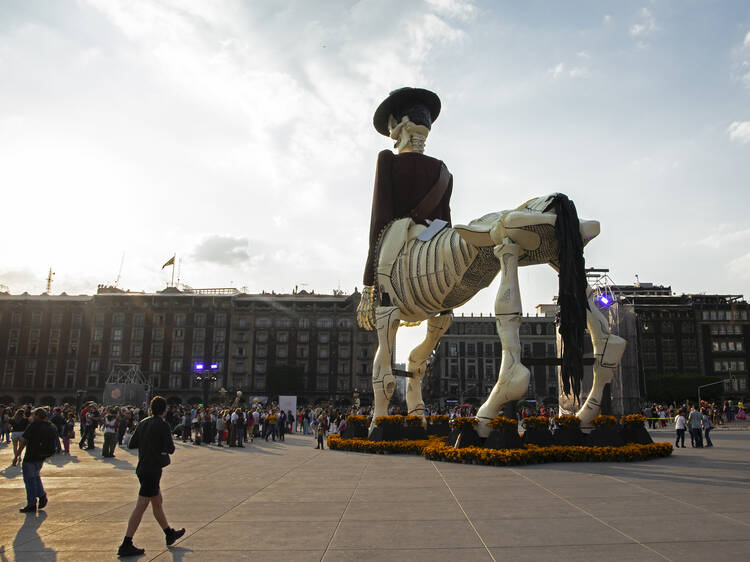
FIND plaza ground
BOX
[0,430,749,561]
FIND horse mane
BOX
[545,194,587,401]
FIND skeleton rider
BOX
[357,87,453,330]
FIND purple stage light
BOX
[194,363,204,371]
[598,295,612,307]
[209,363,219,370]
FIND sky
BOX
[1,0,750,361]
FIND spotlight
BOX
[194,363,204,371]
[597,295,612,308]
[209,363,219,370]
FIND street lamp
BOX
[194,362,219,406]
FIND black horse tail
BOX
[544,193,588,401]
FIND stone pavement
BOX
[0,430,748,561]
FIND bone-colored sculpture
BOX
[358,88,626,435]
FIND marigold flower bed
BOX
[422,441,673,465]
[327,434,439,455]
[328,434,673,465]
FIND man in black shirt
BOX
[118,396,185,557]
[17,408,57,513]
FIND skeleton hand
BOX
[357,286,377,331]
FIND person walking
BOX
[17,408,57,513]
[702,409,714,447]
[62,413,75,455]
[674,410,687,448]
[118,396,185,557]
[102,410,117,458]
[315,411,329,450]
[10,409,29,466]
[688,406,703,448]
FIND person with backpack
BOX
[16,408,58,513]
[118,396,185,557]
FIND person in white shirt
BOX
[674,410,687,448]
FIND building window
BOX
[214,329,225,342]
[151,359,162,373]
[277,317,292,328]
[216,313,227,327]
[298,332,309,343]
[317,360,329,374]
[153,327,164,341]
[112,328,123,341]
[113,312,125,326]
[214,343,225,356]
[319,346,329,359]
[337,376,350,391]
[299,318,310,329]
[316,318,333,329]
[254,375,266,391]
[131,343,142,357]
[338,360,351,375]
[255,360,267,374]
[7,330,19,355]
[11,311,22,326]
[171,342,184,357]
[277,345,288,359]
[134,314,145,327]
[175,313,186,327]
[297,345,309,358]
[338,332,351,344]
[193,328,205,341]
[256,317,272,328]
[170,359,183,373]
[317,375,329,390]
[111,342,121,357]
[152,342,164,356]
[154,314,165,326]
[173,328,184,341]
[319,332,330,344]
[195,313,206,327]
[339,346,351,358]
[257,345,267,358]
[95,312,105,325]
[31,311,42,327]
[337,318,352,329]
[169,375,182,389]
[87,374,98,388]
[277,332,289,343]
[132,327,144,341]
[257,331,269,343]
[192,342,205,357]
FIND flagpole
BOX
[171,253,176,287]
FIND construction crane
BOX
[45,268,55,293]
[114,252,125,288]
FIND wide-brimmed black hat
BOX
[373,87,441,136]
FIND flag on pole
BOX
[161,255,175,269]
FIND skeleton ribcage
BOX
[388,228,501,317]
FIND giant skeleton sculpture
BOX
[357,88,627,436]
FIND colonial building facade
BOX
[426,312,558,407]
[0,287,377,407]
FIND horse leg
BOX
[476,239,531,437]
[575,286,627,425]
[406,313,452,425]
[371,306,400,430]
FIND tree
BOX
[267,365,305,398]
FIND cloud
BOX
[728,121,750,144]
[549,61,589,79]
[603,14,612,24]
[0,270,40,293]
[745,30,750,47]
[729,252,750,279]
[424,0,477,21]
[630,7,658,37]
[699,224,750,249]
[192,235,251,266]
